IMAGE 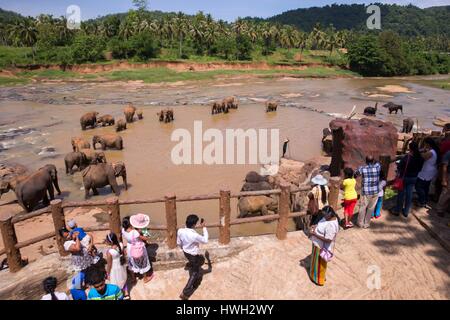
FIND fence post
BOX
[107,197,121,238]
[276,183,290,240]
[0,212,22,272]
[328,176,341,211]
[51,199,68,257]
[165,193,177,249]
[219,189,231,245]
[379,154,391,180]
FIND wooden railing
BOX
[0,180,343,273]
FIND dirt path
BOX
[131,208,450,300]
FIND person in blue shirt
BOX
[70,271,88,300]
[67,219,98,258]
[86,267,124,300]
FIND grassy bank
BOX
[0,65,357,86]
[423,78,450,90]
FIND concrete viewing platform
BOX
[0,208,449,300]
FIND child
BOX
[67,219,97,257]
[373,171,387,219]
[342,167,358,229]
[70,271,88,300]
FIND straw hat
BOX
[130,213,150,229]
[311,174,328,186]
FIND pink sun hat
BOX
[130,213,150,229]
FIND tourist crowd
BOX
[40,132,450,298]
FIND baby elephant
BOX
[98,114,115,126]
[116,119,127,132]
[266,101,278,112]
[93,134,123,150]
[137,110,143,120]
[383,102,403,114]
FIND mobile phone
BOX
[200,218,204,224]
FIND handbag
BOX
[393,154,410,192]
[319,247,334,262]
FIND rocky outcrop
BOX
[329,118,398,177]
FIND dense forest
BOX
[0,3,449,77]
[267,3,450,37]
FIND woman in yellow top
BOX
[342,167,358,229]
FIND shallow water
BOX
[0,76,449,237]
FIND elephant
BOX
[116,119,127,132]
[71,137,90,152]
[39,164,61,195]
[222,96,238,109]
[98,114,115,126]
[383,102,403,114]
[241,181,273,192]
[363,103,377,116]
[244,171,269,183]
[80,111,99,130]
[64,151,88,175]
[124,105,136,123]
[81,163,123,198]
[93,134,123,150]
[157,109,174,123]
[80,149,107,164]
[266,101,278,112]
[237,195,278,218]
[0,169,55,212]
[211,102,223,114]
[137,110,143,120]
[402,118,414,134]
[111,161,127,190]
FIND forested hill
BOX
[0,8,25,23]
[266,4,450,36]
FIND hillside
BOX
[267,3,450,36]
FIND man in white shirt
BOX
[177,214,211,300]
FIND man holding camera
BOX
[177,214,211,300]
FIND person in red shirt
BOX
[440,131,450,156]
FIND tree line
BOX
[0,7,448,76]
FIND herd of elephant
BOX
[211,96,278,114]
[363,102,414,134]
[157,108,175,123]
[0,105,147,212]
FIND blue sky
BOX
[1,1,449,21]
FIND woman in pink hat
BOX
[121,214,154,283]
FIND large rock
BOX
[329,118,398,177]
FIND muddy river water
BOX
[0,75,449,238]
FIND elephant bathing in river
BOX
[82,162,127,198]
[71,137,91,152]
[93,134,123,150]
[124,105,136,123]
[98,114,115,126]
[65,151,88,175]
[116,119,127,132]
[80,111,99,130]
[0,168,56,212]
[266,101,278,112]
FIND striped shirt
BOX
[87,284,123,300]
[357,162,381,196]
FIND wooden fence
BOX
[0,181,345,273]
